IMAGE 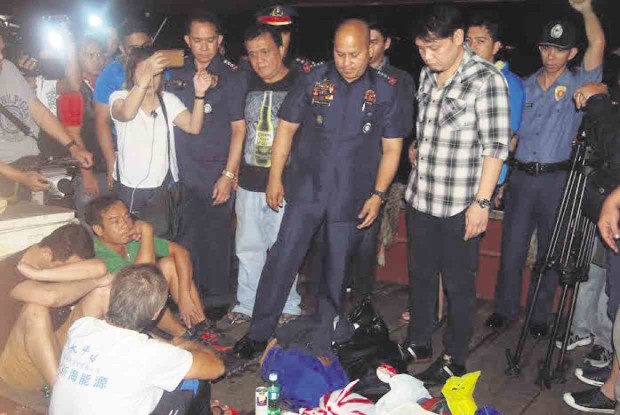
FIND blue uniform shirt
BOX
[94,60,125,105]
[497,61,525,185]
[170,55,247,191]
[278,62,407,222]
[515,62,602,164]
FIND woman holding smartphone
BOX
[110,47,212,219]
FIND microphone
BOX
[151,111,158,119]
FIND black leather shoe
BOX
[485,313,508,329]
[399,342,433,364]
[529,322,549,339]
[232,335,267,360]
[415,355,466,386]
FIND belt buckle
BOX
[525,162,541,176]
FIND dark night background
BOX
[2,0,619,82]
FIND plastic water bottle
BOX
[267,372,281,415]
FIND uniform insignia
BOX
[204,103,213,114]
[297,58,323,73]
[223,58,238,72]
[316,114,324,125]
[377,70,398,86]
[272,6,284,16]
[167,79,188,90]
[362,122,372,134]
[362,90,376,112]
[312,78,336,105]
[554,85,567,101]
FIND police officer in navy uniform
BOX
[171,10,247,319]
[233,19,408,358]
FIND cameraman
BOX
[0,28,93,193]
[564,82,620,413]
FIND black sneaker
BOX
[555,332,592,351]
[575,365,612,387]
[415,355,466,387]
[485,313,509,329]
[399,342,433,364]
[563,387,615,414]
[232,335,267,360]
[584,345,613,368]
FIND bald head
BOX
[333,19,371,83]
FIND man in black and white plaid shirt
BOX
[401,4,510,386]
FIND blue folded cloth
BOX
[260,346,349,410]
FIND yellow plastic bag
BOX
[441,371,481,415]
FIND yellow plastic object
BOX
[441,371,481,415]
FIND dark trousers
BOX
[406,206,479,365]
[176,188,235,308]
[494,170,567,324]
[248,200,363,354]
[117,181,167,219]
[606,248,620,320]
[308,217,379,299]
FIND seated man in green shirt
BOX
[85,196,207,339]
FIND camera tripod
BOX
[505,136,599,388]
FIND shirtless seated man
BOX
[84,196,208,340]
[0,224,112,393]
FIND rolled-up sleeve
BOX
[476,72,511,161]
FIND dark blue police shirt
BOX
[278,61,407,222]
[170,55,247,191]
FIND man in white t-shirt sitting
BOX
[50,264,225,415]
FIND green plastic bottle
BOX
[267,372,281,415]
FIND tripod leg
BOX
[553,281,580,383]
[536,283,570,388]
[505,268,546,376]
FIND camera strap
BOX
[156,92,173,185]
[0,103,38,141]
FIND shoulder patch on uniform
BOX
[223,58,238,72]
[377,70,398,86]
[298,59,324,74]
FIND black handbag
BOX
[137,93,183,240]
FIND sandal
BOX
[226,311,251,326]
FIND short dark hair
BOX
[125,46,164,93]
[39,224,95,262]
[120,17,150,40]
[366,15,390,40]
[85,195,124,228]
[243,24,282,48]
[185,9,222,35]
[412,4,465,42]
[106,264,168,331]
[468,12,501,43]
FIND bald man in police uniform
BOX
[233,19,408,358]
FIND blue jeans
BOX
[572,260,612,351]
[73,172,112,226]
[232,187,301,317]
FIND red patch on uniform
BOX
[388,76,398,86]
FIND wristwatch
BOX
[475,198,492,209]
[222,170,236,180]
[370,189,387,204]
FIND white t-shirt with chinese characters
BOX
[49,317,193,415]
[35,76,58,115]
[109,90,187,188]
[0,60,40,163]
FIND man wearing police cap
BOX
[254,4,316,73]
[486,0,605,338]
[233,18,409,359]
[171,10,247,320]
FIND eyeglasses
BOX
[83,52,104,60]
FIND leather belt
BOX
[511,160,571,176]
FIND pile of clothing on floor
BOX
[260,299,503,415]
